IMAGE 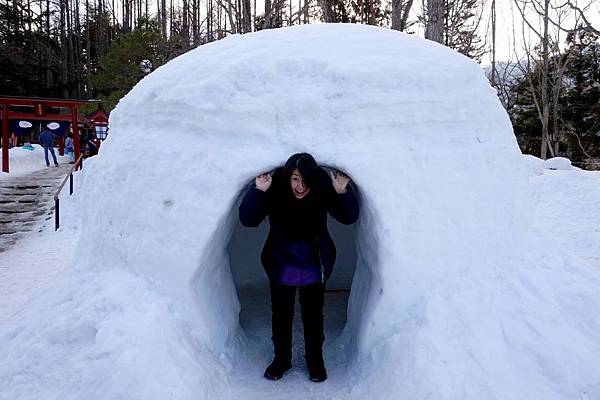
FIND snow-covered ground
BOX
[0,149,79,322]
[1,24,599,400]
[531,169,600,269]
[0,145,70,180]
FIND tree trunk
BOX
[183,0,190,47]
[74,0,83,98]
[540,0,550,159]
[317,0,333,22]
[86,0,93,98]
[490,0,496,86]
[425,0,444,43]
[242,0,252,32]
[161,0,167,38]
[391,0,413,31]
[60,0,69,97]
[304,0,309,23]
[46,0,52,91]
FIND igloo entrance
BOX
[226,178,367,375]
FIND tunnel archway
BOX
[224,174,370,379]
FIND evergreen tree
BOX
[350,0,388,26]
[92,17,168,111]
[560,29,600,163]
[509,29,600,166]
[0,0,61,96]
[509,69,544,156]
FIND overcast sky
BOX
[482,0,600,63]
[404,1,600,64]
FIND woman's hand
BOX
[255,173,272,192]
[330,170,351,194]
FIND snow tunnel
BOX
[226,176,365,369]
[172,168,383,375]
[75,23,531,394]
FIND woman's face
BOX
[290,168,310,199]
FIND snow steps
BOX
[0,165,70,253]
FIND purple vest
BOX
[278,240,322,286]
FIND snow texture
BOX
[522,154,545,177]
[1,24,600,400]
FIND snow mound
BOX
[522,154,545,176]
[85,22,530,361]
[545,156,573,170]
[2,24,600,400]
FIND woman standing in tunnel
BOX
[239,153,359,383]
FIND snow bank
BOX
[522,154,545,176]
[0,145,70,179]
[2,24,600,400]
[545,156,573,170]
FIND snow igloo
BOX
[77,24,531,398]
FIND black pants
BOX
[270,281,325,363]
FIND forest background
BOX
[0,0,599,165]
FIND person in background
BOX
[9,132,17,148]
[64,134,75,163]
[39,128,58,167]
[87,140,98,156]
[87,134,98,157]
[239,153,359,383]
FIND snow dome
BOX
[12,23,600,400]
[78,23,532,394]
[72,22,537,391]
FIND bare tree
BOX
[421,0,484,59]
[490,0,496,85]
[513,0,592,158]
[558,1,599,35]
[242,0,252,32]
[391,0,414,32]
[424,0,444,43]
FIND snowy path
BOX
[0,164,71,253]
[0,164,76,323]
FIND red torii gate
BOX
[1,96,88,173]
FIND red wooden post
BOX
[2,101,8,173]
[72,106,80,165]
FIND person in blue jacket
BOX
[39,129,58,167]
[239,153,359,383]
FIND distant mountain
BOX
[483,61,525,84]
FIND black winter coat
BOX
[239,167,359,283]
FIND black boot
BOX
[298,282,327,382]
[267,284,296,381]
[306,353,327,382]
[264,357,292,380]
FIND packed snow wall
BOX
[76,24,529,374]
